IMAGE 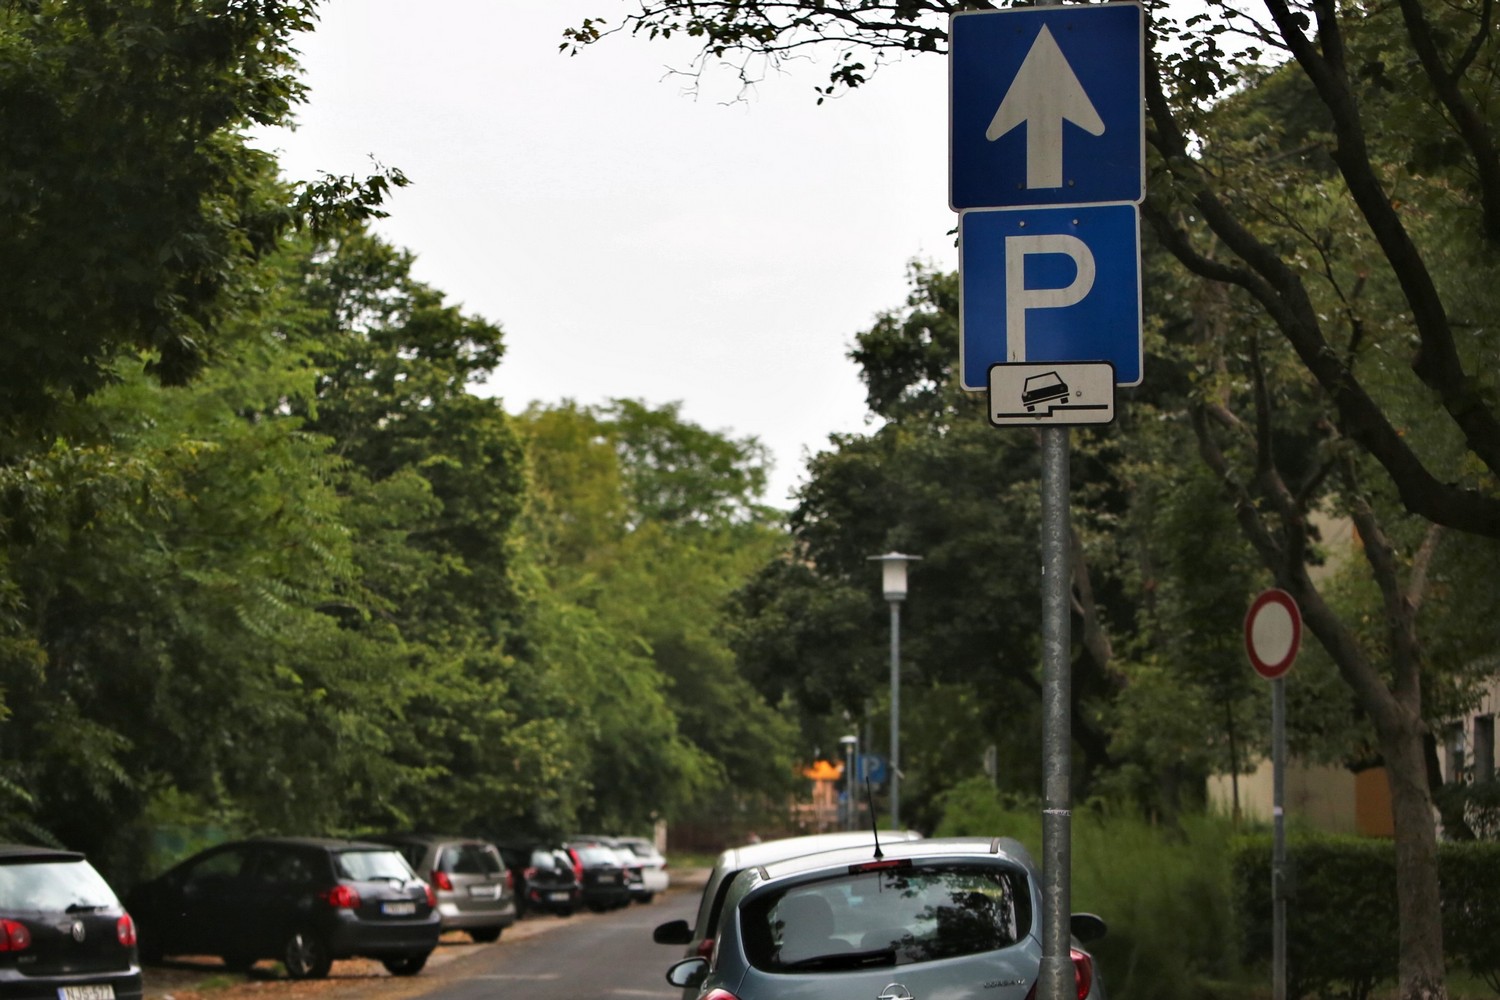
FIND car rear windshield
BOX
[439,844,503,875]
[336,849,414,882]
[574,846,616,864]
[0,858,119,910]
[741,862,1030,973]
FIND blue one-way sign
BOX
[960,205,1142,389]
[950,2,1144,211]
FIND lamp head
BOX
[868,552,921,601]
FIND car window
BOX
[255,849,317,886]
[336,849,414,881]
[741,863,1028,972]
[574,845,615,864]
[183,847,253,887]
[441,844,503,876]
[0,858,119,910]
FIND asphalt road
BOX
[408,886,696,1000]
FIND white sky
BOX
[257,0,957,507]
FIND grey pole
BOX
[1039,424,1073,1000]
[890,597,902,830]
[1272,677,1287,1000]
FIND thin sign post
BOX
[1246,589,1302,1000]
[948,4,1143,999]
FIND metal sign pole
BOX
[1272,676,1287,1000]
[1244,588,1300,1000]
[1039,424,1072,1000]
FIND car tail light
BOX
[505,869,515,891]
[116,914,138,947]
[695,937,715,960]
[0,919,31,952]
[1023,949,1095,1000]
[703,991,740,1000]
[432,871,454,891]
[523,866,538,882]
[318,885,361,909]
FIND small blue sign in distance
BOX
[960,204,1142,389]
[950,2,1144,211]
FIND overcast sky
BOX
[256,0,956,507]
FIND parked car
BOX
[364,834,515,942]
[654,828,924,997]
[562,840,632,912]
[0,843,143,1000]
[665,836,1108,1000]
[614,836,670,903]
[497,845,580,918]
[126,836,440,979]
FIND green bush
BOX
[935,778,1245,1000]
[1232,835,1398,1000]
[1232,835,1500,999]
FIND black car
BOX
[563,840,632,913]
[364,834,516,942]
[498,845,581,918]
[0,843,143,1000]
[126,837,440,979]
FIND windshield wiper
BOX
[781,946,897,971]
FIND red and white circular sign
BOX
[1245,589,1301,680]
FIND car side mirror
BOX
[653,918,693,945]
[666,957,709,989]
[1070,912,1107,944]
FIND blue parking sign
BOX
[960,204,1142,389]
[950,3,1144,211]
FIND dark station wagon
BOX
[126,837,440,979]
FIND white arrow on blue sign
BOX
[950,2,1144,211]
[960,204,1142,389]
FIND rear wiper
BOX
[65,903,104,914]
[782,947,897,971]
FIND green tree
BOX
[517,401,798,831]
[0,0,402,458]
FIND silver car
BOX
[365,834,516,943]
[665,837,1107,1000]
[654,830,923,999]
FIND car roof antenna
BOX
[865,778,883,860]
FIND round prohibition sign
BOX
[1245,589,1302,680]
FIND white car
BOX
[615,836,671,902]
[665,837,1108,1000]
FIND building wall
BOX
[1208,761,1362,834]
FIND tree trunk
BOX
[1381,716,1448,1000]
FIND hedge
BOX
[1232,835,1500,999]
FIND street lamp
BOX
[868,551,920,830]
[839,734,859,831]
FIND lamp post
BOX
[868,552,920,830]
[839,734,859,831]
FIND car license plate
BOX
[382,900,417,916]
[468,884,499,899]
[548,891,570,902]
[59,987,115,1000]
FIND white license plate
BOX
[59,987,116,1000]
[468,884,499,899]
[548,891,571,902]
[382,901,417,916]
